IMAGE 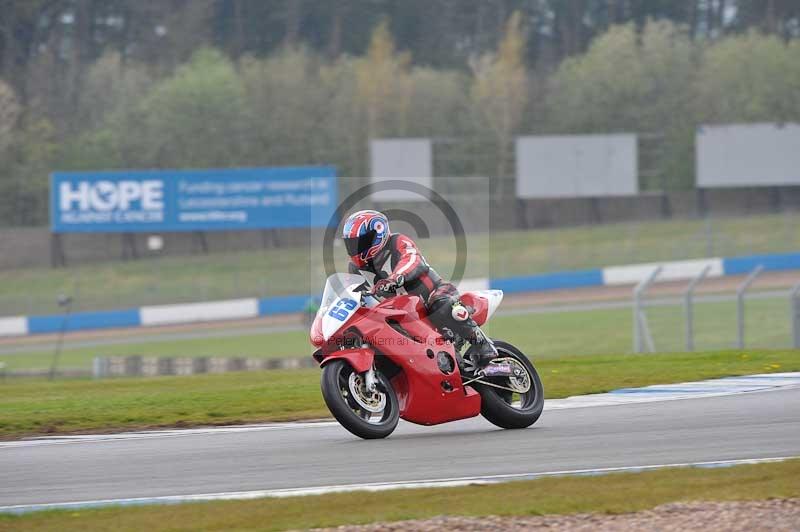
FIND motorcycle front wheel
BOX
[320,360,399,439]
[474,340,544,429]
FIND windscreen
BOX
[315,273,366,320]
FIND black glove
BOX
[372,276,401,297]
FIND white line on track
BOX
[0,421,342,448]
[0,456,795,515]
[2,372,798,449]
[545,372,800,410]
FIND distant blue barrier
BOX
[13,251,800,337]
[492,269,604,294]
[258,294,313,316]
[723,252,800,276]
[27,308,141,334]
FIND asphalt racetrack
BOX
[2,386,799,510]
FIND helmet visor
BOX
[343,229,377,257]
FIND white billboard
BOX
[370,138,432,201]
[697,123,800,188]
[516,134,638,198]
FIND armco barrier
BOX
[258,294,315,315]
[0,317,27,336]
[723,252,800,276]
[11,295,315,336]
[27,308,141,334]
[602,258,724,286]
[493,269,603,294]
[140,299,258,327]
[4,250,800,338]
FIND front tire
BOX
[475,340,544,429]
[321,360,399,439]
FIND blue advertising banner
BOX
[50,166,337,233]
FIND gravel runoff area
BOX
[309,499,800,532]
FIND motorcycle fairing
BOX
[460,289,504,326]
[317,347,374,373]
[318,294,481,426]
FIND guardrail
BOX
[3,250,800,338]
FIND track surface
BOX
[2,387,798,508]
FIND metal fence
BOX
[634,266,800,354]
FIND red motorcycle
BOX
[310,273,543,439]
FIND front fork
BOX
[364,366,378,392]
[360,341,378,392]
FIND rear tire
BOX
[321,360,399,439]
[475,340,544,429]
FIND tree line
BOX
[3,1,798,87]
[0,1,799,226]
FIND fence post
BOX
[633,266,662,353]
[684,265,712,352]
[791,283,800,349]
[704,216,714,257]
[736,265,764,349]
[49,294,73,381]
[93,357,109,379]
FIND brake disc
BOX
[348,372,386,413]
[504,358,531,393]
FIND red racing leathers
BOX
[348,233,448,300]
[348,233,496,367]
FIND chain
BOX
[462,376,521,393]
[461,357,531,393]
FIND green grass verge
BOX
[2,213,798,315]
[2,459,798,531]
[2,296,792,371]
[0,350,796,440]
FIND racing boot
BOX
[452,315,498,372]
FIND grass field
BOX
[2,212,799,315]
[1,296,792,371]
[2,459,798,531]
[0,349,796,439]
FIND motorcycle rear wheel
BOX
[475,340,544,429]
[321,360,399,439]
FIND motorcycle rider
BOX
[341,209,497,370]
